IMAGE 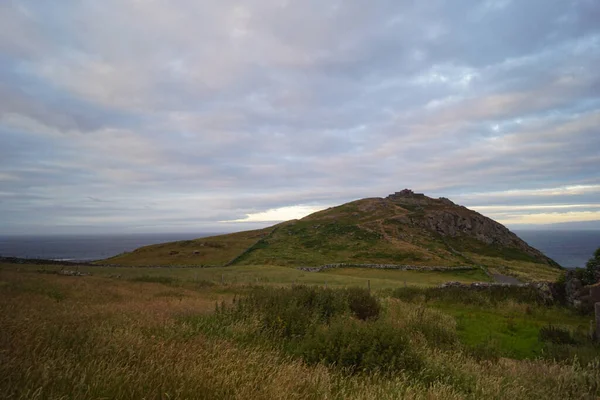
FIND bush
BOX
[229,286,350,338]
[345,287,381,320]
[404,306,458,347]
[211,285,393,372]
[130,275,177,284]
[230,286,381,338]
[294,317,422,374]
[466,339,503,361]
[539,324,577,345]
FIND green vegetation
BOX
[2,262,492,291]
[1,263,599,399]
[391,285,550,306]
[325,267,491,286]
[563,246,600,286]
[98,195,561,282]
[104,227,274,266]
[391,285,600,362]
[467,254,562,282]
[443,235,541,264]
[130,275,178,284]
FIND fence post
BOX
[595,303,600,341]
[368,280,370,292]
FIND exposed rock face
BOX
[386,189,556,266]
[387,189,435,206]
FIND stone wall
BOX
[439,281,556,304]
[297,263,477,273]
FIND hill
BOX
[103,227,275,267]
[105,190,561,280]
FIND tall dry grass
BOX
[1,269,599,399]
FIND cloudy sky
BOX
[1,0,599,235]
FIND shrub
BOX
[130,275,177,284]
[404,306,458,347]
[539,324,577,345]
[294,317,422,374]
[195,279,216,288]
[230,286,349,338]
[466,339,503,361]
[345,287,381,320]
[212,286,403,374]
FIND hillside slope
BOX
[103,227,275,266]
[104,190,561,280]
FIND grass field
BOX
[1,263,598,399]
[323,267,491,286]
[391,286,598,362]
[4,262,491,290]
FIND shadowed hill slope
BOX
[103,227,275,266]
[104,190,561,280]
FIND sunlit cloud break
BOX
[495,211,600,225]
[472,204,600,212]
[223,205,327,223]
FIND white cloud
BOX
[463,185,600,200]
[1,0,599,233]
[473,204,600,212]
[496,211,600,225]
[223,205,327,223]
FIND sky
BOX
[0,0,599,235]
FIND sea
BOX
[0,233,219,262]
[514,230,600,269]
[0,230,598,268]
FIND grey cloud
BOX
[0,0,599,234]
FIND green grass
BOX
[324,267,491,286]
[441,304,598,362]
[391,285,599,362]
[1,263,490,291]
[1,265,600,399]
[103,227,274,266]
[444,235,540,263]
[130,275,178,284]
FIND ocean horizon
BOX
[0,233,220,262]
[0,230,598,269]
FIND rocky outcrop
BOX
[385,189,557,266]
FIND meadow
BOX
[1,262,599,399]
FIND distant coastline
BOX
[0,233,219,262]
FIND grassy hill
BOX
[104,190,562,281]
[103,227,275,266]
